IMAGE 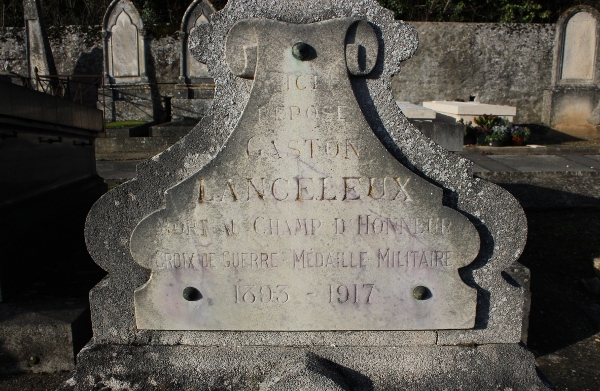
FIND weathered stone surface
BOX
[59,343,551,390]
[64,0,547,388]
[396,101,436,120]
[111,12,139,78]
[83,0,527,347]
[410,120,464,152]
[95,136,184,161]
[423,101,516,123]
[561,11,596,80]
[476,171,600,209]
[131,18,479,331]
[171,95,213,121]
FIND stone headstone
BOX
[561,11,597,81]
[133,18,478,331]
[102,0,146,84]
[543,6,600,138]
[61,1,550,389]
[179,0,215,85]
[171,0,216,121]
[98,0,155,121]
[23,0,57,89]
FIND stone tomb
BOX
[423,100,517,123]
[396,101,464,152]
[62,1,550,389]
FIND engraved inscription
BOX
[235,285,289,303]
[329,284,374,304]
[131,18,479,331]
[246,137,359,160]
[198,177,412,203]
[293,250,367,268]
[258,105,349,122]
[377,250,452,268]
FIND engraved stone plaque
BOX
[112,11,140,78]
[130,18,480,331]
[561,11,597,81]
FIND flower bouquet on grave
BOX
[473,114,498,145]
[486,121,510,147]
[509,125,531,146]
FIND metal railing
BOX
[11,70,103,105]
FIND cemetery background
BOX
[0,0,600,390]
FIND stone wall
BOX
[0,26,181,97]
[393,22,556,124]
[0,22,556,123]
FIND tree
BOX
[0,0,598,27]
[376,0,599,23]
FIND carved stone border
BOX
[86,0,527,347]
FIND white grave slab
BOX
[423,101,516,123]
[396,101,436,120]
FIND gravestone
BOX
[23,0,57,90]
[543,5,600,138]
[172,0,216,121]
[61,1,551,389]
[98,0,154,121]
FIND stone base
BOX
[543,87,600,139]
[59,343,551,390]
[0,299,91,374]
[410,120,464,152]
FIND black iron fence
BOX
[10,70,103,106]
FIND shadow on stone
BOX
[458,215,493,330]
[0,338,19,374]
[268,352,374,391]
[519,207,600,356]
[71,47,103,108]
[483,178,600,209]
[525,123,585,144]
[145,37,168,122]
